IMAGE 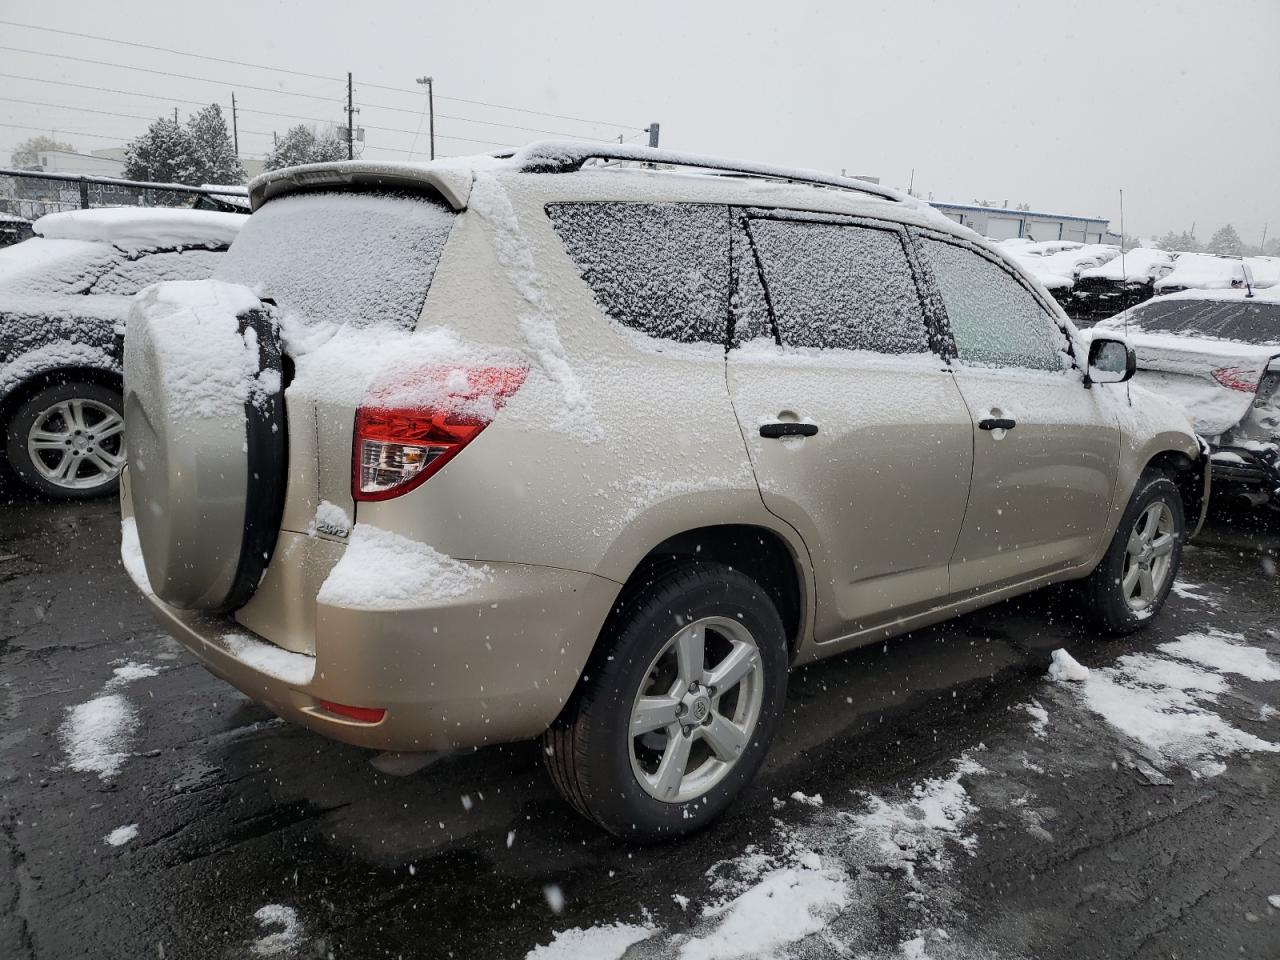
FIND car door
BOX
[912,231,1121,596]
[726,210,974,644]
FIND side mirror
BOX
[1087,336,1136,385]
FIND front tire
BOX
[544,563,788,840]
[1081,473,1185,634]
[4,381,125,500]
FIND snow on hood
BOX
[33,207,245,254]
[1154,253,1251,292]
[1079,247,1173,284]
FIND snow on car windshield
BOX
[1123,298,1280,344]
[214,190,455,335]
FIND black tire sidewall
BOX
[4,381,123,500]
[570,565,788,839]
[1090,474,1185,633]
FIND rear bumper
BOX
[1210,444,1280,500]
[121,477,620,752]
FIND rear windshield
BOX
[216,190,455,332]
[1121,298,1280,344]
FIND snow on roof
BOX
[1154,253,1249,292]
[1079,247,1173,283]
[0,210,32,224]
[32,207,246,253]
[1156,283,1280,305]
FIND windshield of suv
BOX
[1115,298,1280,344]
[215,189,455,333]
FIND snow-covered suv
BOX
[120,143,1207,839]
[0,207,244,498]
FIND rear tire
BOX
[544,562,788,840]
[4,381,124,500]
[1080,473,1185,635]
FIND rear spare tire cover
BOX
[124,282,287,613]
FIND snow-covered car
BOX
[1072,247,1176,325]
[120,142,1205,840]
[0,207,245,498]
[1153,253,1277,295]
[1093,287,1280,507]
[1006,243,1119,310]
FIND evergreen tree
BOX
[1205,223,1243,256]
[185,104,245,185]
[1155,229,1201,253]
[10,135,76,169]
[264,125,347,171]
[123,116,194,184]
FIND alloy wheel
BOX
[25,397,125,492]
[628,616,764,803]
[1122,500,1177,611]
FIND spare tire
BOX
[124,288,287,614]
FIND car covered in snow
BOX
[1092,287,1280,508]
[1004,243,1120,312]
[0,206,245,498]
[1071,247,1175,325]
[1153,253,1278,295]
[119,142,1206,840]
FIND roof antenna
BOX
[1242,257,1256,298]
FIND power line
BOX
[0,23,644,130]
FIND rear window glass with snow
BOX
[746,219,930,353]
[546,202,729,344]
[1124,299,1280,344]
[0,238,123,295]
[920,238,1062,371]
[215,190,455,332]
[92,249,225,296]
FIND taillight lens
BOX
[353,365,528,502]
[1211,366,1260,393]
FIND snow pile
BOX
[104,824,139,847]
[317,524,491,609]
[525,922,655,960]
[1022,700,1049,737]
[249,904,304,957]
[1067,634,1278,776]
[127,279,271,419]
[58,659,161,781]
[677,864,849,960]
[222,632,316,686]
[34,206,244,253]
[1047,649,1090,682]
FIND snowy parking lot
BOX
[1,493,1277,960]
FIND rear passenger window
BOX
[547,202,729,344]
[92,249,225,296]
[745,219,930,354]
[920,238,1063,371]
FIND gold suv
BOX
[120,142,1207,839]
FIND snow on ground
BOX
[525,922,656,960]
[58,661,160,781]
[103,824,139,847]
[1062,633,1278,776]
[316,523,491,608]
[249,904,305,957]
[1170,580,1220,608]
[1047,648,1089,682]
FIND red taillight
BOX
[353,364,527,502]
[1211,366,1259,393]
[318,700,386,724]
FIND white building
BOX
[31,149,125,177]
[931,201,1118,245]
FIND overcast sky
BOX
[3,0,1277,241]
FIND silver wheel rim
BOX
[26,397,125,491]
[628,615,764,804]
[1122,500,1177,611]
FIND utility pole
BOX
[231,92,239,157]
[173,107,179,125]
[414,76,434,160]
[346,72,355,160]
[647,122,660,148]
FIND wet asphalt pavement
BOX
[1,488,1278,960]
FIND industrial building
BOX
[931,201,1118,245]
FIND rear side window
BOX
[745,219,930,354]
[920,237,1062,371]
[92,249,224,296]
[216,190,455,332]
[546,202,729,344]
[1126,299,1280,344]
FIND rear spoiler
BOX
[248,161,474,212]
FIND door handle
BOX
[760,422,819,439]
[978,418,1017,431]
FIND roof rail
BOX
[509,141,906,204]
